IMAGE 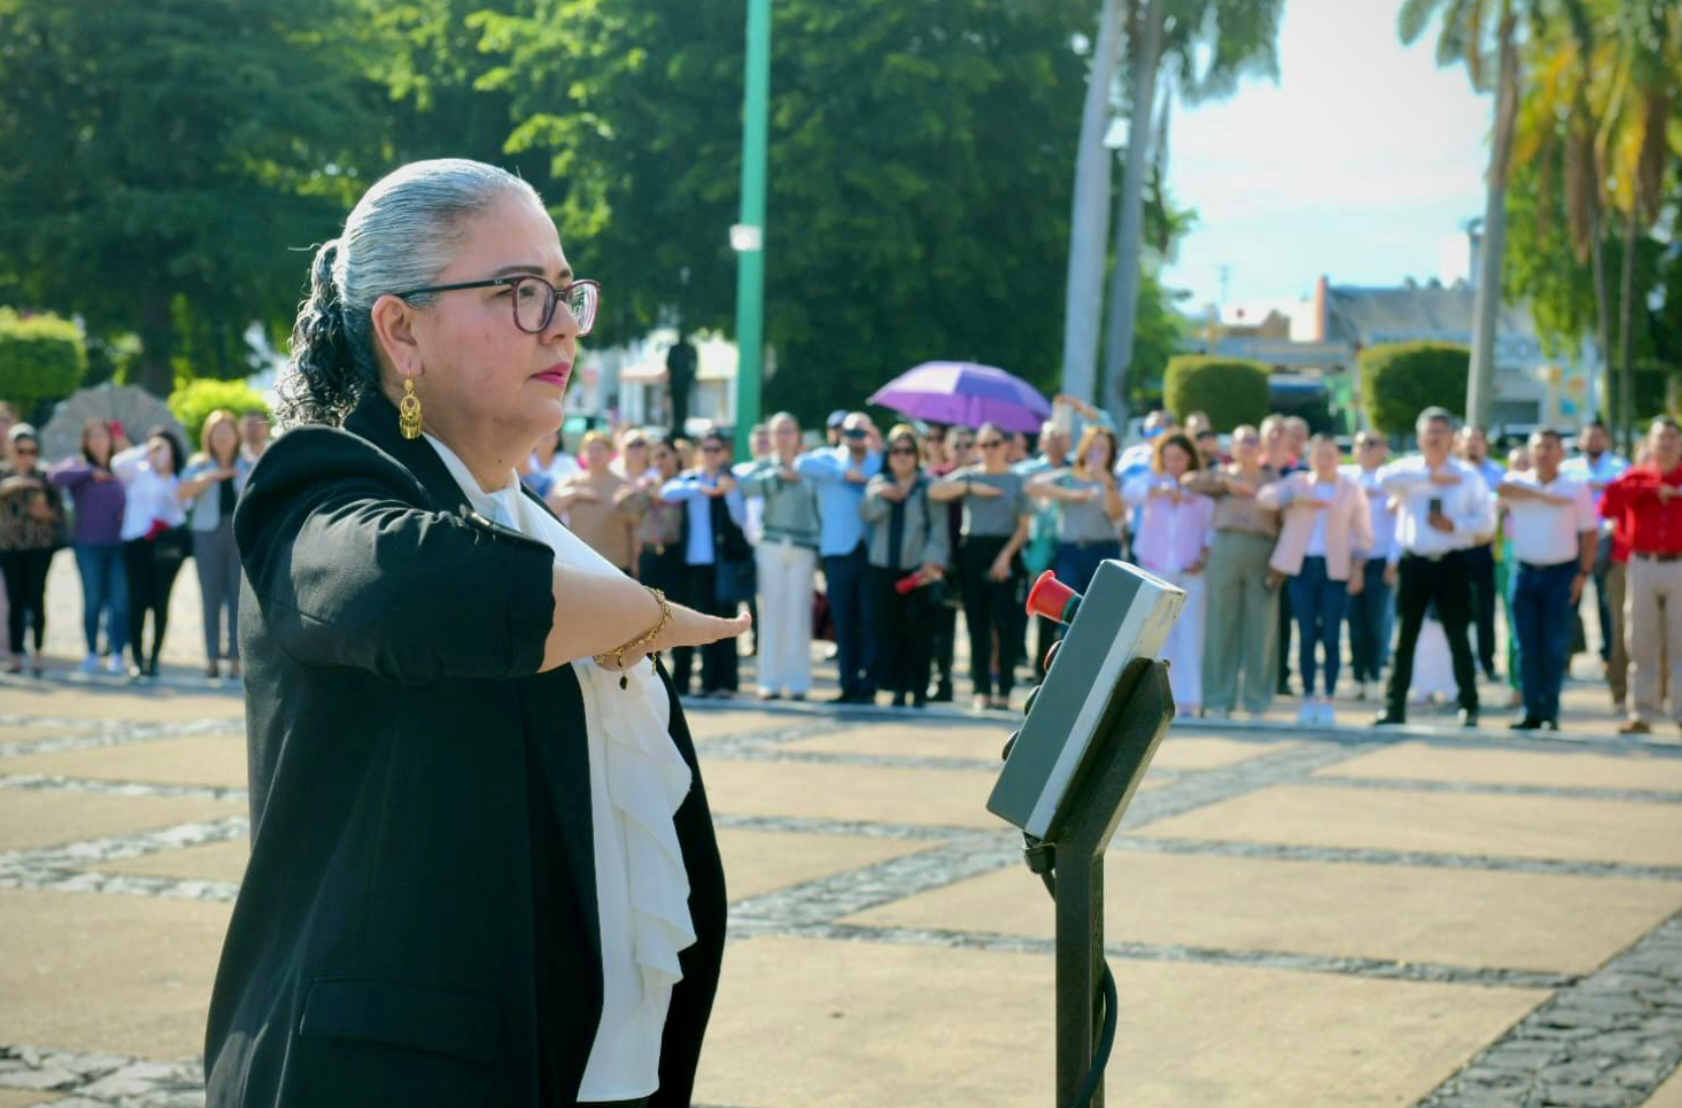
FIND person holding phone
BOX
[1373,407,1496,727]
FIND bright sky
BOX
[1158,0,1495,313]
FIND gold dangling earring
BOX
[398,378,423,440]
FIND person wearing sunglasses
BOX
[795,411,884,704]
[208,159,746,1108]
[1182,424,1283,718]
[661,429,752,699]
[861,425,950,707]
[0,424,65,675]
[929,422,1033,711]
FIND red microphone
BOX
[1026,569,1082,625]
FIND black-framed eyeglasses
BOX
[888,446,919,456]
[395,275,601,337]
[978,439,1005,449]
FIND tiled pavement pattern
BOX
[3,677,1682,1108]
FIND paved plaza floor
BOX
[2,664,1681,1107]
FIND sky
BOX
[1157,0,1496,314]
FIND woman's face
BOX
[85,422,112,464]
[1311,439,1341,478]
[1085,436,1113,473]
[584,439,610,471]
[1232,429,1261,467]
[383,191,581,456]
[887,436,919,475]
[209,421,240,462]
[651,442,677,477]
[1160,443,1191,478]
[148,437,174,476]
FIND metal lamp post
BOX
[731,0,770,461]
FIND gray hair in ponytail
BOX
[277,159,544,428]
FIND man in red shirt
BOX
[1601,417,1682,734]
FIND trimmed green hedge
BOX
[168,379,270,448]
[1162,356,1270,432]
[0,309,86,413]
[1359,342,1468,435]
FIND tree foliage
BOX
[167,379,271,448]
[0,309,86,416]
[1162,355,1269,431]
[1359,342,1469,435]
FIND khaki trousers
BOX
[1202,531,1278,714]
[1606,560,1629,708]
[1625,556,1682,723]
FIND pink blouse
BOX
[1123,474,1215,574]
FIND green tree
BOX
[1162,355,1268,431]
[0,0,380,396]
[168,379,272,448]
[1360,342,1470,435]
[477,0,1099,425]
[0,309,86,418]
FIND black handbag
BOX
[710,496,756,605]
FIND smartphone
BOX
[1428,497,1443,516]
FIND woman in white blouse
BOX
[112,426,189,678]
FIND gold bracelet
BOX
[594,587,673,675]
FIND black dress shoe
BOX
[1509,716,1543,731]
[1458,708,1480,728]
[829,690,857,704]
[1373,711,1407,726]
[929,682,954,703]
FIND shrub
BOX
[1359,342,1468,436]
[1630,364,1682,422]
[168,379,270,448]
[0,309,86,414]
[1162,356,1270,432]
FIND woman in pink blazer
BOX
[1257,435,1373,725]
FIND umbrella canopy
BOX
[41,383,184,464]
[867,361,1051,433]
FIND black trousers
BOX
[1466,542,1499,676]
[1385,550,1480,716]
[0,547,53,656]
[123,533,188,670]
[960,535,1023,699]
[673,562,737,694]
[868,566,933,698]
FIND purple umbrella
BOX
[867,361,1052,433]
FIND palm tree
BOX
[1061,0,1128,408]
[1097,0,1285,419]
[1399,0,1523,431]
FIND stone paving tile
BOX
[0,736,248,790]
[1319,742,1682,792]
[698,757,1030,831]
[0,889,231,1060]
[694,936,1549,1108]
[842,852,1682,975]
[0,691,242,725]
[0,794,239,854]
[716,829,941,902]
[0,1090,60,1107]
[92,841,249,886]
[1140,784,1682,867]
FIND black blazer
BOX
[205,391,727,1107]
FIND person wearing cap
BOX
[0,424,66,674]
[797,412,883,703]
[825,409,848,448]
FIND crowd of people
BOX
[3,390,1681,735]
[0,402,270,678]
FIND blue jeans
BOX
[823,543,877,698]
[1512,559,1577,722]
[1287,556,1348,696]
[73,542,128,655]
[1053,540,1120,595]
[1346,559,1393,683]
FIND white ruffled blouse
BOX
[426,436,695,1102]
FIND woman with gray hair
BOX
[205,159,744,1108]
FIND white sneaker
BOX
[1317,700,1338,727]
[1296,702,1317,727]
[80,653,100,674]
[105,654,125,675]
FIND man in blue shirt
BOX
[661,430,750,696]
[796,412,883,702]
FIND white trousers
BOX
[755,539,817,695]
[1159,569,1205,711]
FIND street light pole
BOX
[731,0,771,461]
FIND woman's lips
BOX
[532,364,572,388]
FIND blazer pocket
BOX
[299,977,501,1065]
